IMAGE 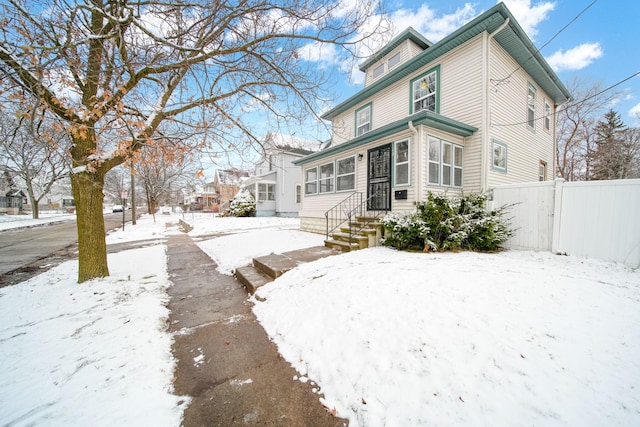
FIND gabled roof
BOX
[358,27,432,72]
[294,110,477,166]
[263,133,320,155]
[323,2,571,121]
[215,168,250,186]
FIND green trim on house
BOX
[359,27,432,72]
[409,65,440,115]
[294,110,477,166]
[321,3,571,121]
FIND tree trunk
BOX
[71,170,109,283]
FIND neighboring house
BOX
[295,2,571,236]
[0,171,25,214]
[242,133,319,217]
[204,168,250,212]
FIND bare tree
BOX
[0,0,387,282]
[556,77,620,181]
[0,102,70,218]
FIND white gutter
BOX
[482,17,510,192]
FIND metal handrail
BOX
[325,192,386,244]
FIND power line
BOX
[493,70,640,127]
[491,0,598,89]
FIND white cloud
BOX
[297,41,340,65]
[629,102,640,120]
[390,3,477,43]
[501,0,555,40]
[546,42,603,72]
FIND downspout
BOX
[482,17,510,192]
[408,120,420,201]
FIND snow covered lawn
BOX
[252,248,640,427]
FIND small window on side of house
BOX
[544,101,551,131]
[296,184,301,203]
[527,83,536,129]
[539,161,547,181]
[492,141,507,172]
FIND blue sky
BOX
[326,0,640,126]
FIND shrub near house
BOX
[381,192,513,252]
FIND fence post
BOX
[551,178,565,254]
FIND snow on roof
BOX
[263,133,321,155]
[216,168,250,185]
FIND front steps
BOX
[235,246,339,294]
[324,216,384,252]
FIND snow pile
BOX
[252,248,640,426]
[0,217,187,426]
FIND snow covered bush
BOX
[382,192,513,252]
[227,189,256,217]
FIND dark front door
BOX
[367,144,392,210]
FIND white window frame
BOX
[427,136,463,188]
[258,183,275,201]
[412,67,438,114]
[336,156,356,192]
[304,166,318,195]
[388,52,401,69]
[372,63,384,79]
[492,140,507,173]
[539,161,547,181]
[355,104,372,136]
[295,184,301,203]
[319,162,334,193]
[544,100,551,131]
[394,139,410,186]
[527,83,537,129]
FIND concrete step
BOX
[324,239,360,252]
[236,246,340,294]
[235,265,272,294]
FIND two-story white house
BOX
[294,2,571,236]
[242,133,319,217]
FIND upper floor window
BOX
[372,64,384,79]
[336,156,356,191]
[394,139,410,186]
[411,67,439,114]
[527,83,536,129]
[428,136,462,187]
[544,100,551,131]
[388,52,401,69]
[355,104,372,136]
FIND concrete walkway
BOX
[166,232,347,426]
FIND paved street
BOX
[0,212,129,279]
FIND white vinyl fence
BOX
[490,179,640,269]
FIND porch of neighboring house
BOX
[0,191,25,215]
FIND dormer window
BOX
[372,64,384,79]
[411,66,439,114]
[355,103,372,136]
[388,52,401,69]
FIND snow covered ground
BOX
[1,213,639,426]
[0,211,77,231]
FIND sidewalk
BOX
[166,232,347,426]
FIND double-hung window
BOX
[319,162,334,193]
[544,100,551,131]
[356,104,372,136]
[527,83,536,129]
[394,140,410,186]
[336,156,356,191]
[428,136,463,187]
[258,183,275,201]
[412,67,439,113]
[305,167,318,195]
